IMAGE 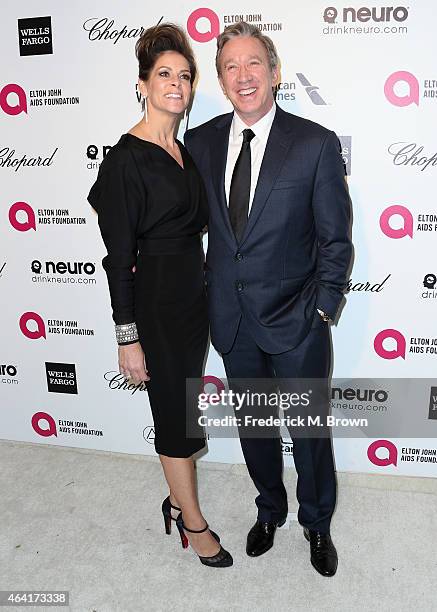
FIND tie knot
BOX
[242,128,255,144]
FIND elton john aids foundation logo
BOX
[187,8,220,42]
[31,411,102,438]
[9,202,36,231]
[367,439,398,466]
[0,84,27,115]
[32,411,57,437]
[202,375,226,396]
[374,329,406,360]
[379,205,413,239]
[9,201,86,229]
[19,311,94,339]
[384,71,419,107]
[20,312,46,339]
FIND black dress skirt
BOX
[88,133,208,457]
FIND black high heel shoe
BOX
[161,497,220,543]
[175,513,233,568]
[161,496,181,535]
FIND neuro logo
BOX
[143,426,155,444]
[324,6,409,24]
[374,329,406,360]
[31,259,96,275]
[384,71,419,107]
[19,312,46,339]
[0,84,28,115]
[31,260,42,274]
[296,73,327,105]
[379,205,413,239]
[323,7,338,23]
[367,439,398,466]
[423,274,437,290]
[9,202,36,232]
[32,411,57,437]
[187,8,220,43]
[86,144,112,160]
[87,145,98,160]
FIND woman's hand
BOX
[118,342,150,384]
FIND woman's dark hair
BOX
[135,23,197,85]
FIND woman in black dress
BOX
[88,24,232,568]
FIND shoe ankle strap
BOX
[170,501,181,512]
[180,519,209,534]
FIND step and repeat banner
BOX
[2,1,437,477]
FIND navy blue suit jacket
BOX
[185,104,352,354]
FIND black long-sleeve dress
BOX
[88,133,208,457]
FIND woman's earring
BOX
[182,108,188,131]
[142,96,148,122]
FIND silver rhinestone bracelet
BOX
[115,322,139,344]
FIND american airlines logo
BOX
[296,73,328,105]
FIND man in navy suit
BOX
[185,21,352,576]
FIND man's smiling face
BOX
[218,35,278,126]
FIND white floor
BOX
[1,439,436,612]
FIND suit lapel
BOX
[239,106,294,247]
[209,114,237,248]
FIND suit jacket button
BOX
[235,252,243,261]
[236,281,244,291]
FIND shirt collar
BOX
[231,103,276,143]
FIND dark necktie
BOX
[228,128,255,242]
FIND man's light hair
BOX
[215,21,279,76]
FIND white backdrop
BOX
[2,0,437,477]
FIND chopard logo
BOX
[83,17,145,43]
[82,17,163,44]
[0,146,58,171]
[388,143,437,172]
[104,371,147,394]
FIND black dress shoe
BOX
[246,518,286,557]
[303,528,338,577]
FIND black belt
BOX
[138,235,201,255]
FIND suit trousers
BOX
[222,315,336,533]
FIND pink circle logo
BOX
[374,329,406,360]
[384,71,419,107]
[187,8,220,42]
[379,205,413,239]
[19,312,46,339]
[367,440,397,466]
[199,375,226,411]
[202,375,225,395]
[9,201,37,232]
[0,84,28,115]
[32,412,57,437]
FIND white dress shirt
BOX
[225,103,276,213]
